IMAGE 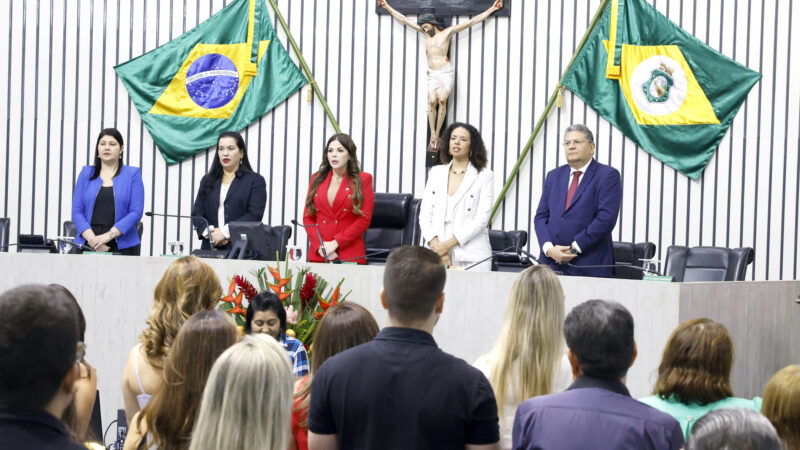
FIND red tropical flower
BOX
[299,272,317,311]
[315,284,341,319]
[234,274,258,300]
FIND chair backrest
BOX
[488,230,530,272]
[664,246,755,282]
[0,218,9,252]
[612,241,657,279]
[364,193,421,263]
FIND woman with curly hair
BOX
[419,122,494,270]
[303,134,374,264]
[121,256,222,422]
[124,310,238,450]
[639,318,762,439]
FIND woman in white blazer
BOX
[419,122,494,270]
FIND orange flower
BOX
[268,283,293,301]
[315,284,341,319]
[221,279,243,307]
[226,305,246,315]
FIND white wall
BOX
[1,0,798,280]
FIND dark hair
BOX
[304,134,366,217]
[417,14,447,29]
[245,291,286,336]
[654,318,734,405]
[294,302,380,427]
[686,408,783,450]
[564,299,634,379]
[90,128,124,180]
[0,284,79,408]
[383,246,446,324]
[197,131,254,198]
[565,123,595,144]
[137,310,238,450]
[50,284,85,343]
[438,122,488,170]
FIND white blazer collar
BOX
[447,160,478,207]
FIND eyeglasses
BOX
[562,139,587,147]
[76,341,86,363]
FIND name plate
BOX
[643,274,674,282]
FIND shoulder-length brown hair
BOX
[437,122,488,171]
[654,318,734,405]
[304,134,366,217]
[294,302,379,426]
[762,365,800,450]
[136,310,239,450]
[139,256,222,361]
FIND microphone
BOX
[333,249,393,264]
[291,219,328,263]
[146,211,216,255]
[52,238,95,253]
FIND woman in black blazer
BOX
[191,131,267,250]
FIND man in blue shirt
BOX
[308,246,500,450]
[512,299,684,450]
[0,284,86,450]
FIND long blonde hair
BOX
[762,365,800,450]
[189,334,293,450]
[139,256,222,360]
[488,265,565,416]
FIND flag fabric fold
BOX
[115,0,307,164]
[562,0,761,179]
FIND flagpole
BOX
[266,0,341,134]
[488,0,610,225]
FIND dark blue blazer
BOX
[71,165,145,249]
[534,159,622,277]
[191,169,266,248]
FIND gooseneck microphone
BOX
[145,211,216,257]
[291,219,328,263]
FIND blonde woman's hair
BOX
[189,334,293,450]
[140,256,222,360]
[762,365,800,450]
[488,265,565,418]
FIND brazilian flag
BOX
[562,0,761,179]
[115,0,307,164]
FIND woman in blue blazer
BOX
[191,131,267,250]
[72,128,145,255]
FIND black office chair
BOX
[489,229,531,272]
[364,193,422,264]
[612,241,657,280]
[664,245,755,282]
[0,217,9,252]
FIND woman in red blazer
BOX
[303,134,374,264]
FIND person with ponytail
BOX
[303,134,374,264]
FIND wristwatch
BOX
[109,231,117,239]
[569,245,578,255]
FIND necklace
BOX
[451,168,467,175]
[332,174,344,183]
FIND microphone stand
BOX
[333,249,392,264]
[145,211,215,258]
[291,219,328,263]
[462,246,518,271]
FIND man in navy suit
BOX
[534,124,622,277]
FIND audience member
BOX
[245,290,310,377]
[473,265,571,449]
[685,407,782,450]
[512,299,683,450]
[124,310,239,450]
[762,364,800,450]
[640,318,762,438]
[308,246,500,449]
[189,334,294,450]
[0,284,84,449]
[292,303,380,450]
[121,256,222,421]
[53,284,99,443]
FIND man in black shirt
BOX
[308,246,500,449]
[0,284,85,449]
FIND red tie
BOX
[565,171,582,210]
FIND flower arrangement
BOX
[218,258,348,348]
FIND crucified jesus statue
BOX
[378,0,503,151]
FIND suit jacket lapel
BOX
[224,169,248,204]
[557,166,570,216]
[331,173,352,213]
[565,159,597,212]
[317,172,335,216]
[448,162,477,213]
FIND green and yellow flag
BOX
[115,0,307,164]
[562,0,761,179]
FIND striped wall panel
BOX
[0,0,798,280]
